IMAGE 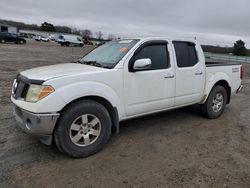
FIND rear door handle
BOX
[195,71,203,75]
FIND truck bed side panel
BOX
[203,63,241,102]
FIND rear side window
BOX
[173,42,198,68]
[134,45,169,70]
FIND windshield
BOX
[11,33,18,37]
[80,39,139,68]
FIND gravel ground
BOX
[0,40,250,188]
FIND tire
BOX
[19,40,25,44]
[54,100,112,158]
[201,85,227,119]
[1,39,5,43]
[79,43,83,47]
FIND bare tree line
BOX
[0,19,116,40]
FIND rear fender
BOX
[200,72,231,104]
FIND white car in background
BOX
[34,35,50,42]
[56,34,84,47]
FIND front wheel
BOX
[1,39,5,43]
[201,85,227,119]
[54,100,112,158]
[19,40,25,44]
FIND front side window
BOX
[80,39,139,68]
[173,42,198,68]
[134,45,169,70]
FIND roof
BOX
[122,36,198,43]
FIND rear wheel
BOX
[201,85,227,119]
[1,39,5,43]
[54,100,112,158]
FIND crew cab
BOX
[11,37,243,158]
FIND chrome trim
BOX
[195,71,203,75]
[13,105,60,136]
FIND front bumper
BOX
[13,105,60,145]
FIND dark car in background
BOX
[0,32,26,44]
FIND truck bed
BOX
[205,61,242,94]
[206,61,240,67]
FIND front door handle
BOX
[164,74,175,79]
[195,71,203,75]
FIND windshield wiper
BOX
[87,61,102,67]
[77,60,112,69]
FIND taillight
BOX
[240,65,244,80]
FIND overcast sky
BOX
[1,0,250,47]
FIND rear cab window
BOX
[173,41,198,68]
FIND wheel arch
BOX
[214,80,231,104]
[201,79,231,104]
[55,95,120,135]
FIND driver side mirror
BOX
[133,58,152,71]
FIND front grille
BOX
[21,84,30,98]
[13,80,29,99]
[13,74,30,99]
[12,74,44,100]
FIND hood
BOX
[21,63,103,81]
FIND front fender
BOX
[55,81,124,118]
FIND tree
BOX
[233,40,247,56]
[40,22,55,32]
[96,31,103,40]
[81,29,93,39]
[54,25,72,34]
[71,28,81,35]
[107,34,116,41]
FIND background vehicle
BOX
[57,34,84,47]
[11,37,243,158]
[0,32,26,44]
[34,35,50,42]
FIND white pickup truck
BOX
[11,37,243,158]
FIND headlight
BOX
[25,84,54,102]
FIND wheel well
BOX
[214,80,231,104]
[59,96,119,133]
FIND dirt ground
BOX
[0,40,250,188]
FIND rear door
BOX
[173,41,205,106]
[124,40,175,116]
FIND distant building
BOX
[0,23,18,33]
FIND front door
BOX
[124,41,175,116]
